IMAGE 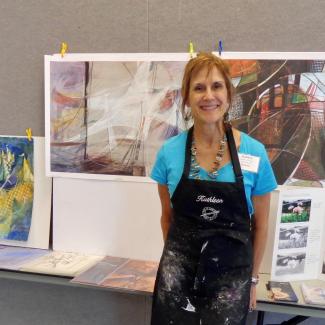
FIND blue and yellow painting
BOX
[0,137,34,241]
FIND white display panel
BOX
[53,177,163,261]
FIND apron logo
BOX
[201,207,220,221]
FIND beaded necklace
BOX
[190,133,227,179]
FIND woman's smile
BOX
[199,103,221,111]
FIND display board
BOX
[270,186,325,281]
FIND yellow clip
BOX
[26,128,32,141]
[60,42,68,58]
[188,41,195,58]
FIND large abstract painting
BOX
[45,53,325,186]
[0,136,34,240]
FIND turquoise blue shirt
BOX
[151,131,277,215]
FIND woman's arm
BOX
[252,192,271,276]
[249,192,272,309]
[158,184,173,242]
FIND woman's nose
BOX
[203,88,214,100]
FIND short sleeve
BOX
[252,146,278,196]
[150,144,168,185]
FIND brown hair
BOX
[181,52,234,120]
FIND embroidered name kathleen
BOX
[196,195,224,204]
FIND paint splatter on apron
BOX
[151,126,253,325]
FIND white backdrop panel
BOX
[53,178,163,261]
[53,176,279,271]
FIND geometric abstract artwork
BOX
[229,58,325,188]
[45,53,325,186]
[0,136,34,241]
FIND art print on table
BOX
[45,53,325,184]
[0,245,48,270]
[0,137,34,241]
[20,251,103,277]
[100,259,158,293]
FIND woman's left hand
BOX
[249,285,257,311]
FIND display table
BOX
[1,269,325,325]
[256,273,325,324]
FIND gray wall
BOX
[1,1,325,324]
[1,0,325,136]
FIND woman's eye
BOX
[194,86,203,91]
[213,83,222,89]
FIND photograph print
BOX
[275,252,306,276]
[278,224,308,249]
[280,198,311,223]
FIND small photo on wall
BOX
[280,199,311,223]
[275,252,306,276]
[278,224,308,250]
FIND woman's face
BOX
[187,66,229,126]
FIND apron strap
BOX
[183,126,194,178]
[225,123,244,182]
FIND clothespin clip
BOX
[188,41,195,58]
[26,128,32,141]
[218,39,223,56]
[60,42,68,58]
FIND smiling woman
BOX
[150,52,277,325]
[188,66,229,125]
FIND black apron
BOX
[151,125,253,325]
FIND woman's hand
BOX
[249,285,257,311]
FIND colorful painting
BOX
[0,137,34,241]
[71,255,158,294]
[99,258,158,293]
[46,54,325,186]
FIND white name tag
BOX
[238,153,260,173]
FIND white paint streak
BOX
[181,297,196,312]
[201,240,209,252]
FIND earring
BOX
[223,111,229,122]
[184,106,192,121]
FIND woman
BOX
[151,52,277,325]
